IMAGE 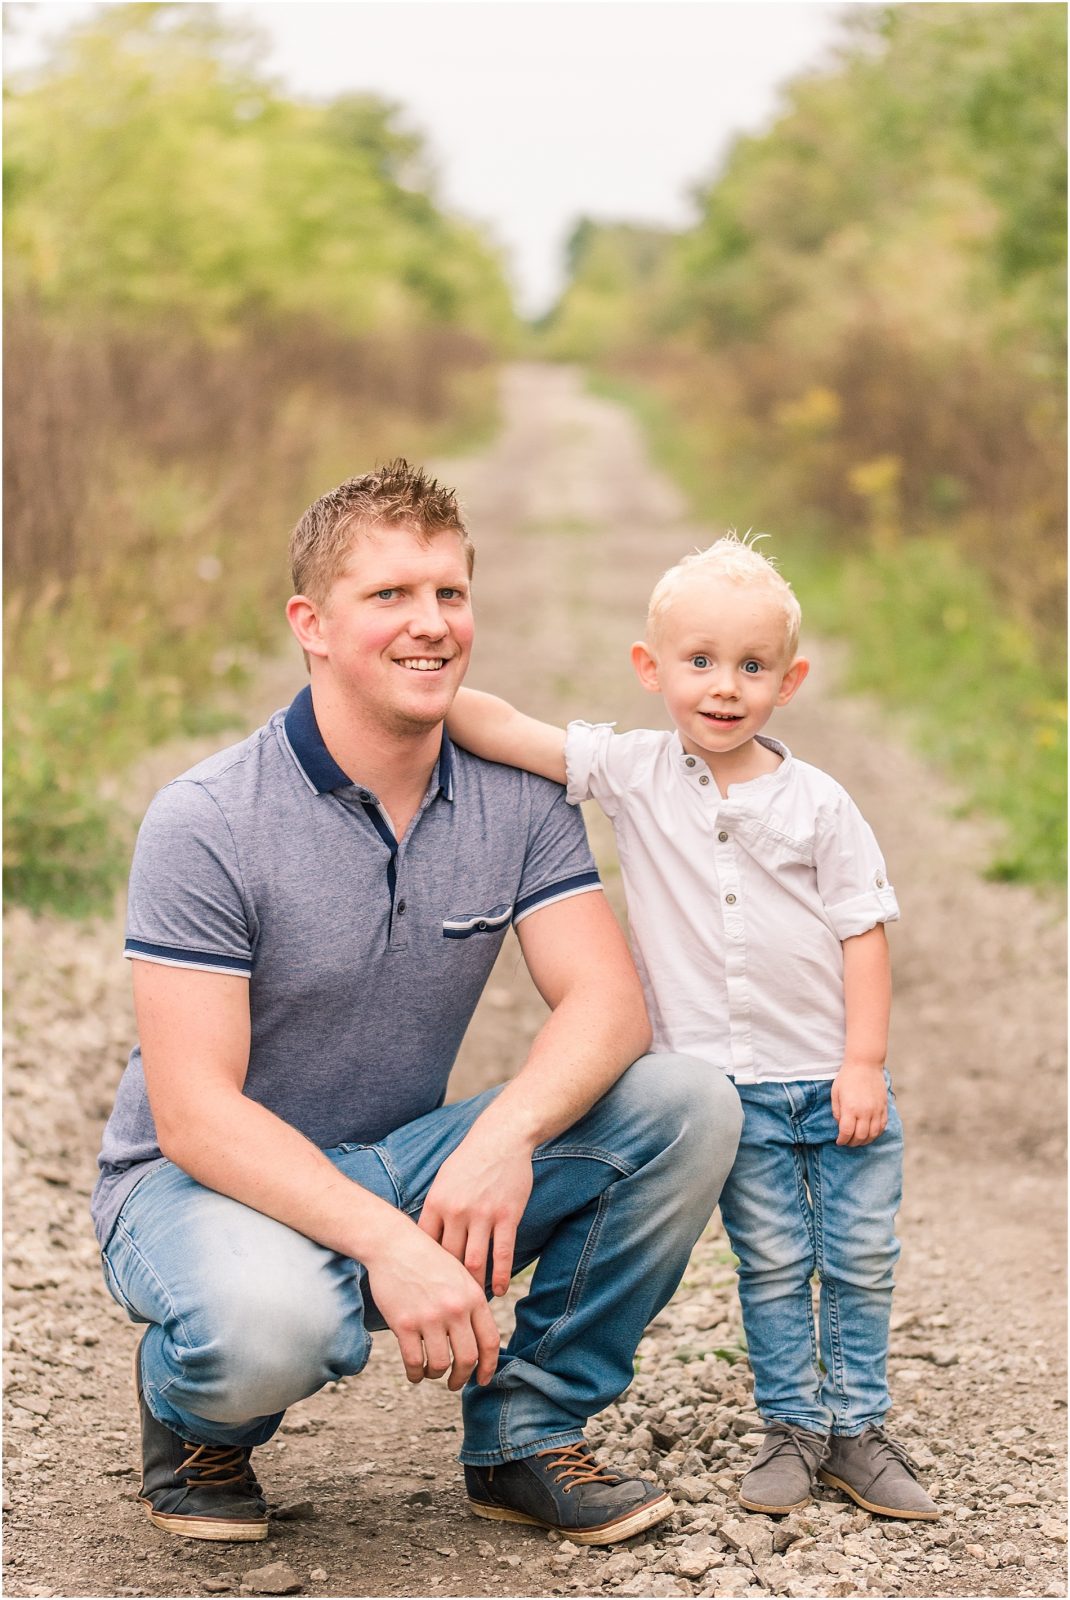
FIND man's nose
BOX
[409,594,449,638]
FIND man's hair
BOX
[646,532,802,658]
[289,458,474,602]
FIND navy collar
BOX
[283,685,454,801]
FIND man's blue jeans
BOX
[101,1054,741,1463]
[717,1075,903,1437]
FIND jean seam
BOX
[809,1146,847,1424]
[532,1146,635,1177]
[109,1216,196,1404]
[791,1136,820,1384]
[531,1189,610,1367]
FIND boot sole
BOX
[468,1490,674,1545]
[818,1468,940,1520]
[140,1498,269,1541]
[738,1491,811,1515]
[133,1337,269,1542]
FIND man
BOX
[93,460,742,1548]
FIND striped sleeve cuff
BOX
[124,939,252,977]
[513,870,602,925]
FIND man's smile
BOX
[396,657,449,671]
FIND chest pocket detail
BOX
[443,903,514,939]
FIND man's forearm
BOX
[157,1089,417,1270]
[466,975,652,1155]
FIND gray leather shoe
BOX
[819,1427,940,1519]
[739,1423,830,1514]
[466,1441,673,1544]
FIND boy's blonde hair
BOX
[646,532,801,658]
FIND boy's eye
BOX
[743,660,762,674]
[691,655,711,670]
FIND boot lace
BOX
[536,1442,622,1495]
[759,1423,831,1472]
[178,1441,259,1492]
[865,1427,923,1480]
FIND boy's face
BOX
[631,576,807,763]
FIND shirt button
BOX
[876,876,885,888]
[699,775,710,786]
[396,899,407,915]
[685,757,696,768]
[476,920,487,931]
[725,893,737,905]
[359,791,372,803]
[718,831,729,842]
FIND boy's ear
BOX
[286,594,329,660]
[631,640,661,693]
[776,656,810,707]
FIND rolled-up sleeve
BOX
[814,788,900,940]
[564,720,625,814]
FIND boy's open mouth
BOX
[702,711,744,723]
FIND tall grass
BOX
[4,304,498,914]
[593,372,1066,889]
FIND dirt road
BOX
[4,365,1066,1600]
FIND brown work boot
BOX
[739,1422,830,1514]
[819,1427,940,1520]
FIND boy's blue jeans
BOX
[717,1075,903,1438]
[100,1054,741,1463]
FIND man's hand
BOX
[363,1220,501,1390]
[418,1129,535,1297]
[831,1061,888,1147]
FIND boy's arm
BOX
[831,923,891,1148]
[447,689,567,784]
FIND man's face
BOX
[311,523,474,734]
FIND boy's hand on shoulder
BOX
[831,1061,888,1147]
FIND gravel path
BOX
[4,364,1066,1600]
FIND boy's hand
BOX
[831,1061,888,1147]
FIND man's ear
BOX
[776,656,810,707]
[286,594,329,660]
[630,640,661,693]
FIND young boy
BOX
[446,534,938,1521]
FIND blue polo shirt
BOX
[91,686,601,1246]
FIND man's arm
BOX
[830,924,891,1148]
[134,961,501,1390]
[446,688,567,783]
[417,889,652,1294]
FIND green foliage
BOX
[538,219,676,360]
[3,3,513,916]
[4,3,516,344]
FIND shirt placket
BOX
[713,805,754,1079]
[680,752,755,1078]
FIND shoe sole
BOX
[133,1337,269,1543]
[468,1491,674,1545]
[138,1498,269,1541]
[818,1468,940,1520]
[738,1491,811,1515]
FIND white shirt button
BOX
[718,831,729,842]
[699,775,710,786]
[725,893,737,905]
[685,757,696,768]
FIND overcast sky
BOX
[6,1,852,315]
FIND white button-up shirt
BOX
[565,722,899,1084]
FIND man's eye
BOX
[743,660,762,674]
[374,589,397,600]
[691,655,711,670]
[438,588,464,600]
